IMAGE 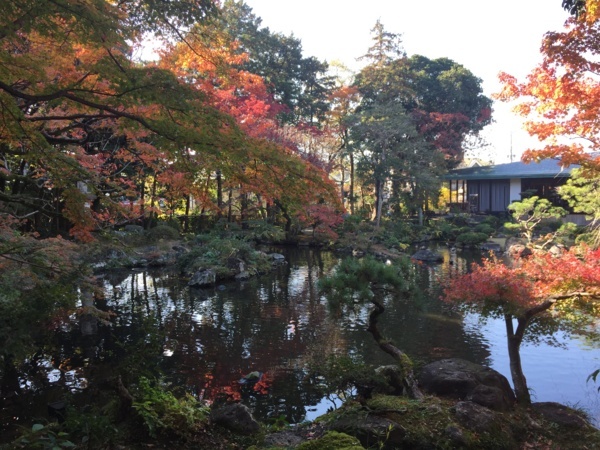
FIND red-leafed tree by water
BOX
[443,246,600,404]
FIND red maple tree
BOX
[443,246,600,403]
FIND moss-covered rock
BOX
[296,431,364,450]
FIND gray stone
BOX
[235,271,252,281]
[332,415,405,449]
[411,248,443,262]
[107,249,128,260]
[467,384,514,412]
[263,431,304,447]
[269,253,286,263]
[210,403,260,435]
[123,224,144,233]
[444,425,468,447]
[451,401,498,433]
[505,237,532,257]
[188,269,216,287]
[480,241,502,253]
[532,402,592,429]
[418,358,515,411]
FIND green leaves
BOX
[319,256,414,305]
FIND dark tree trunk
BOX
[139,176,146,228]
[148,176,157,228]
[227,188,233,223]
[216,170,223,218]
[183,194,191,233]
[368,297,423,400]
[504,314,531,404]
[240,190,249,229]
[274,200,292,232]
[348,136,355,215]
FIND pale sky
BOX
[243,0,570,163]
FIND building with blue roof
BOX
[443,158,578,214]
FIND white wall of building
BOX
[509,178,521,203]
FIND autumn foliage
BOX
[444,247,600,313]
[0,0,342,242]
[496,11,600,172]
[443,245,600,403]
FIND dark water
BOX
[3,246,600,432]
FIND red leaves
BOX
[443,256,535,312]
[443,246,600,316]
[297,204,344,240]
[496,17,600,172]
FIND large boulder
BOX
[451,401,499,433]
[532,402,593,429]
[411,248,443,262]
[418,358,515,411]
[480,241,502,253]
[188,269,216,287]
[264,431,304,448]
[331,415,405,449]
[269,253,286,264]
[210,403,260,435]
[505,237,532,257]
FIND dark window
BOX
[521,178,571,210]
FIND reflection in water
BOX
[3,246,600,430]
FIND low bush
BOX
[473,223,496,235]
[145,224,180,241]
[133,377,209,440]
[455,231,489,247]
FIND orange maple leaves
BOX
[443,246,600,316]
[496,14,600,172]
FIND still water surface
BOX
[98,246,600,424]
[6,246,600,430]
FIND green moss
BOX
[297,431,365,450]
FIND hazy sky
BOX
[243,0,570,163]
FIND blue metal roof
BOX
[444,158,578,181]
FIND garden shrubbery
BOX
[455,231,489,247]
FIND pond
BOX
[2,245,600,433]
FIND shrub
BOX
[455,232,489,247]
[428,219,463,241]
[244,220,285,243]
[341,214,364,233]
[307,354,387,401]
[473,223,495,235]
[133,377,209,440]
[145,224,180,241]
[483,215,502,228]
[576,232,599,248]
[178,235,270,277]
[448,213,471,227]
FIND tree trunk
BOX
[227,187,233,223]
[148,176,157,228]
[274,200,292,233]
[375,178,383,228]
[350,152,355,215]
[183,194,191,233]
[216,170,223,218]
[504,314,531,404]
[368,297,423,400]
[139,176,146,228]
[240,188,249,229]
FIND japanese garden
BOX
[2,1,600,448]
